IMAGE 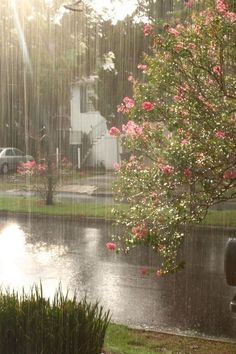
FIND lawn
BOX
[0,194,236,227]
[104,324,236,354]
[0,196,125,219]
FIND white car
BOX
[0,147,34,174]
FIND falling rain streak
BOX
[0,0,235,345]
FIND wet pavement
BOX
[0,215,235,341]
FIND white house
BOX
[70,76,121,170]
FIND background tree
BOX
[0,0,99,157]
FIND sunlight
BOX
[10,0,32,73]
[90,0,138,23]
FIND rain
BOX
[0,0,236,351]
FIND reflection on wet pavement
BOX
[0,216,235,340]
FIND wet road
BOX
[0,215,235,341]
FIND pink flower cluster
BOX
[161,164,174,174]
[122,120,144,137]
[185,0,193,8]
[184,168,192,178]
[216,0,236,21]
[125,155,144,171]
[117,96,135,114]
[198,95,215,111]
[109,126,120,136]
[106,242,117,250]
[166,27,180,37]
[223,170,236,180]
[141,101,154,111]
[212,65,222,75]
[127,74,134,82]
[114,162,120,170]
[173,95,183,103]
[137,63,147,71]
[174,42,184,53]
[143,24,152,36]
[131,224,147,238]
[193,25,200,35]
[17,160,48,175]
[177,83,190,95]
[215,130,225,138]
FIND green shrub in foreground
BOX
[0,285,110,354]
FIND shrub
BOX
[0,285,110,354]
[17,158,73,205]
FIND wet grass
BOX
[1,194,236,226]
[104,324,236,354]
[203,209,236,227]
[0,196,126,219]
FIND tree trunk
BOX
[46,159,53,205]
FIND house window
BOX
[80,85,97,113]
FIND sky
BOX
[89,0,138,23]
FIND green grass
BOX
[104,324,236,354]
[0,196,127,219]
[1,194,236,227]
[203,209,236,227]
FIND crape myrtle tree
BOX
[106,0,236,276]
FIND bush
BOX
[17,158,73,205]
[0,285,110,354]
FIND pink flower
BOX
[188,43,196,49]
[143,23,152,36]
[216,0,227,14]
[128,74,134,82]
[166,27,180,37]
[109,127,120,136]
[117,103,126,113]
[156,270,162,278]
[117,96,135,114]
[131,225,147,239]
[206,78,214,85]
[181,139,187,145]
[193,25,200,35]
[122,121,144,137]
[114,162,120,170]
[212,65,222,75]
[185,0,193,8]
[141,101,154,111]
[174,43,184,52]
[215,130,225,138]
[223,170,236,179]
[173,95,183,102]
[184,168,192,177]
[137,63,147,71]
[161,164,174,174]
[106,242,117,251]
[123,96,135,108]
